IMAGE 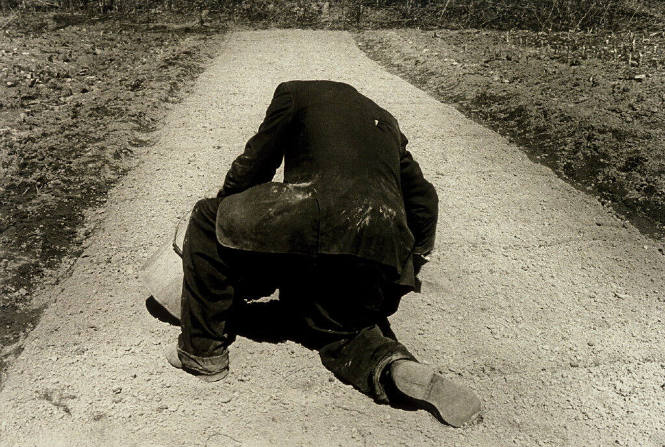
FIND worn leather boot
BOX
[389,359,481,427]
[165,345,229,382]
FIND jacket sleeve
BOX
[217,83,294,199]
[399,131,438,255]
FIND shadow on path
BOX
[145,294,425,416]
[146,295,318,348]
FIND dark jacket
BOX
[215,80,438,289]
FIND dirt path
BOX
[1,30,663,447]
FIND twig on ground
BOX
[437,0,451,21]
[332,403,370,416]
[0,13,17,30]
[205,432,242,446]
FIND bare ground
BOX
[0,15,225,373]
[0,30,664,446]
[356,29,665,237]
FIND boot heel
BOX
[391,360,481,427]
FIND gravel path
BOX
[1,30,663,447]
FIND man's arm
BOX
[217,83,294,199]
[399,131,439,260]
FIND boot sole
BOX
[391,361,481,427]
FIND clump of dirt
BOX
[0,13,225,373]
[356,29,665,238]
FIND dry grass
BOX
[419,0,665,31]
[3,0,663,33]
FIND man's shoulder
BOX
[280,79,356,90]
[276,80,358,99]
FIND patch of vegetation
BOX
[391,0,665,32]
[7,0,661,31]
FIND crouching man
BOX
[167,80,481,427]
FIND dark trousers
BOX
[179,198,415,402]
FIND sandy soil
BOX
[0,30,664,446]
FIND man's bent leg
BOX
[293,257,481,425]
[178,197,235,376]
[318,324,415,403]
[287,257,415,403]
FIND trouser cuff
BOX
[319,325,416,404]
[177,345,229,376]
[371,349,416,403]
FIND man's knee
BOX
[191,197,221,224]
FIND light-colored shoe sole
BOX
[391,361,481,427]
[195,369,229,382]
[165,345,183,368]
